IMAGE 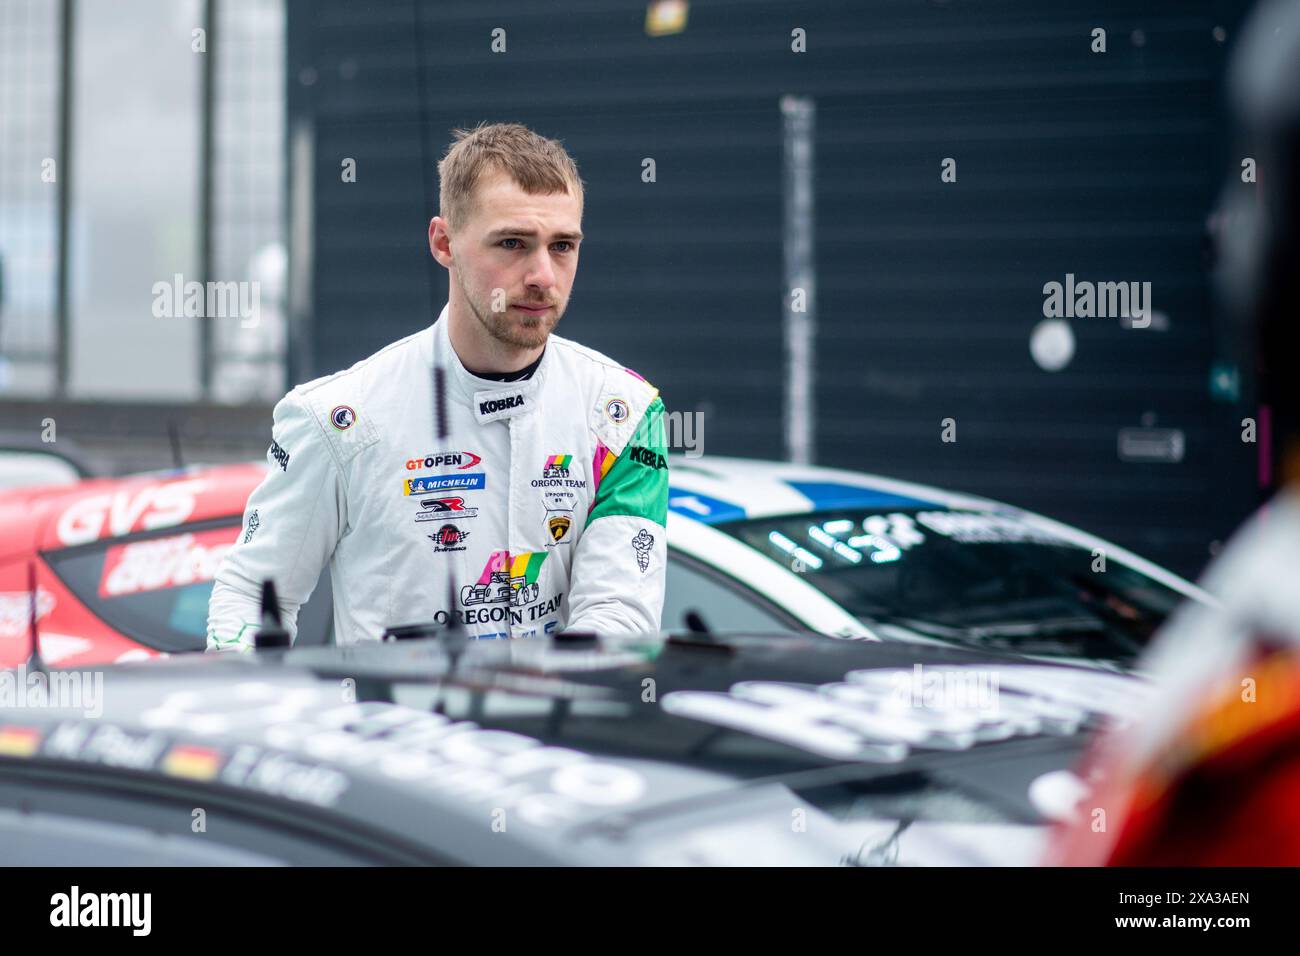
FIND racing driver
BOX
[207,122,668,648]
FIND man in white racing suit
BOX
[207,122,668,649]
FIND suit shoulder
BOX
[549,335,660,455]
[292,326,428,402]
[280,327,426,461]
[549,333,658,393]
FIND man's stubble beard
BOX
[457,269,564,351]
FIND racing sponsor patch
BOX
[631,529,655,572]
[98,527,238,598]
[459,550,560,626]
[531,455,586,490]
[475,392,527,423]
[427,524,471,553]
[268,439,290,471]
[403,472,486,495]
[605,398,630,424]
[413,496,479,521]
[242,509,260,544]
[458,592,564,628]
[479,395,525,416]
[404,450,482,472]
[547,514,572,545]
[544,489,576,548]
[330,405,356,430]
[542,454,573,479]
[627,444,666,470]
[531,477,586,489]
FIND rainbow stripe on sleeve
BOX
[592,442,617,497]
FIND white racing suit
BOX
[206,304,668,649]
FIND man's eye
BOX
[552,242,573,253]
[499,238,523,250]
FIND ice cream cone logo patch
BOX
[631,528,654,573]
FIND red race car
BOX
[0,464,334,669]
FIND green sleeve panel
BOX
[587,396,668,526]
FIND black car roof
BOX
[0,632,1143,864]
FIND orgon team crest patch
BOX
[331,405,356,430]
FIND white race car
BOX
[663,456,1210,668]
[3,455,1207,671]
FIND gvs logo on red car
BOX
[55,479,209,547]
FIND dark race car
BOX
[0,629,1145,865]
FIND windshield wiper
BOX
[876,614,1104,641]
[843,818,913,867]
[869,613,1143,661]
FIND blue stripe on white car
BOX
[783,481,940,512]
[667,489,747,524]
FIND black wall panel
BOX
[288,0,1259,578]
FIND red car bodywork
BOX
[0,464,264,668]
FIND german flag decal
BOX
[160,744,223,782]
[0,725,41,758]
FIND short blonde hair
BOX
[437,122,585,232]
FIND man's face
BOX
[435,169,583,350]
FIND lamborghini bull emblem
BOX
[547,514,572,544]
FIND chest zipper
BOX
[506,416,518,639]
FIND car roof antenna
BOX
[26,561,48,675]
[432,362,470,660]
[253,579,291,650]
[166,419,185,470]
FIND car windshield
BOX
[716,507,1186,663]
[44,525,240,653]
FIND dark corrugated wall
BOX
[287,0,1258,578]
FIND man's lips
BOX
[511,303,552,314]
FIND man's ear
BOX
[429,216,452,267]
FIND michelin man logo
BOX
[631,528,654,573]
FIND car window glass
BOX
[44,523,333,652]
[665,554,793,632]
[717,508,1187,662]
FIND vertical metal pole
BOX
[781,95,816,465]
[198,0,217,397]
[55,0,74,395]
[287,119,315,385]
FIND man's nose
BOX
[524,248,557,290]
